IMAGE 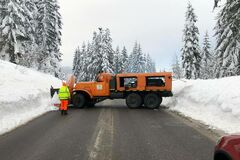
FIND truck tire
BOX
[72,93,85,108]
[144,93,162,109]
[126,93,142,109]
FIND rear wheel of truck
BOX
[126,93,142,109]
[72,93,85,108]
[144,93,162,109]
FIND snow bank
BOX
[163,77,240,134]
[0,60,61,135]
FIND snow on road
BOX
[0,60,61,135]
[163,77,240,134]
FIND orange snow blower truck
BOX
[51,72,173,109]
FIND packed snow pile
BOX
[163,77,240,134]
[0,60,61,135]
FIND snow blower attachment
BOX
[50,86,59,98]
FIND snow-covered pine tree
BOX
[172,54,183,79]
[214,0,221,8]
[101,28,114,73]
[201,31,214,79]
[83,42,92,81]
[113,46,120,74]
[19,0,39,68]
[73,46,81,79]
[0,0,33,64]
[35,0,62,77]
[77,30,154,76]
[120,46,128,72]
[137,44,146,73]
[214,0,240,77]
[87,31,100,81]
[88,29,104,80]
[73,43,89,82]
[77,43,88,82]
[145,54,151,73]
[124,49,133,73]
[150,56,156,72]
[150,60,156,72]
[145,53,156,73]
[87,28,114,80]
[143,53,147,72]
[128,42,139,73]
[181,2,201,79]
[125,42,154,73]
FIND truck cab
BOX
[74,73,113,97]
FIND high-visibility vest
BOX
[58,86,70,100]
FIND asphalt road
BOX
[0,100,215,160]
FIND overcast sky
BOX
[59,0,218,71]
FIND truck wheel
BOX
[72,93,85,108]
[126,93,142,109]
[144,93,162,109]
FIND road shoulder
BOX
[166,109,226,142]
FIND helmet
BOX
[62,81,67,86]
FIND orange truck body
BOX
[73,72,172,99]
[72,72,172,98]
[51,72,173,109]
[74,73,112,98]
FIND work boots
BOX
[60,110,68,115]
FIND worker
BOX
[58,82,70,115]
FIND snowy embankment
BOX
[0,60,61,135]
[163,77,240,134]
